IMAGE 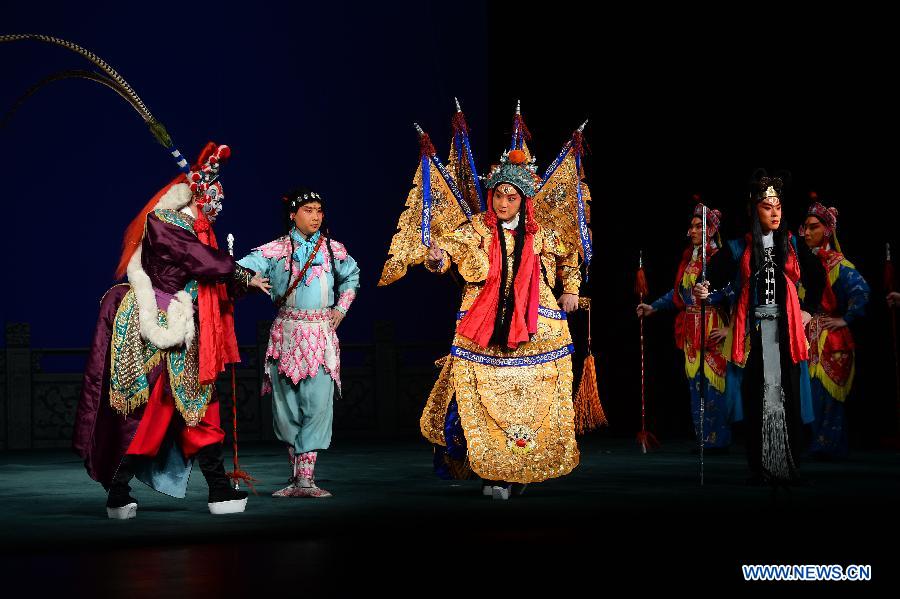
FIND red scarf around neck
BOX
[457,195,540,349]
[732,232,807,364]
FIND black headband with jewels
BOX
[284,189,325,212]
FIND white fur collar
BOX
[125,181,196,349]
[157,182,193,211]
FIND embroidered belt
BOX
[754,304,780,321]
[277,307,331,322]
[456,305,566,321]
[450,344,574,367]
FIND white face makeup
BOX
[493,184,522,222]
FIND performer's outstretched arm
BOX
[147,213,238,280]
[236,248,273,280]
[233,248,275,298]
[650,289,676,312]
[427,224,489,282]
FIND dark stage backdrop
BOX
[484,3,898,444]
[2,2,897,443]
[0,0,489,348]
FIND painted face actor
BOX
[0,36,267,518]
[75,143,269,518]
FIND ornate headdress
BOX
[806,198,838,231]
[484,149,541,197]
[483,102,541,197]
[692,197,722,235]
[753,174,785,207]
[802,192,841,251]
[379,100,593,286]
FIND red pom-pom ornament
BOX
[508,149,527,165]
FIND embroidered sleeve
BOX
[705,245,736,310]
[651,289,676,312]
[332,245,360,315]
[545,231,582,295]
[237,249,272,279]
[707,282,735,307]
[840,263,870,324]
[232,263,255,291]
[335,290,357,315]
[146,212,235,280]
[436,222,489,283]
[558,261,582,295]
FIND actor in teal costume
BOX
[239,188,360,497]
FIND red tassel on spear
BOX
[225,363,259,494]
[225,233,260,494]
[635,250,660,453]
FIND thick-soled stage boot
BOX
[293,451,331,499]
[197,444,248,515]
[106,456,138,519]
[292,451,332,498]
[272,449,332,498]
[272,446,300,497]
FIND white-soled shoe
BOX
[491,485,511,500]
[208,497,248,514]
[106,502,138,520]
[482,484,493,496]
[208,487,249,514]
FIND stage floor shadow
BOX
[1,436,897,594]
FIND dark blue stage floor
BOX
[1,437,897,594]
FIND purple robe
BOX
[72,211,239,489]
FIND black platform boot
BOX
[106,456,138,519]
[197,443,248,514]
